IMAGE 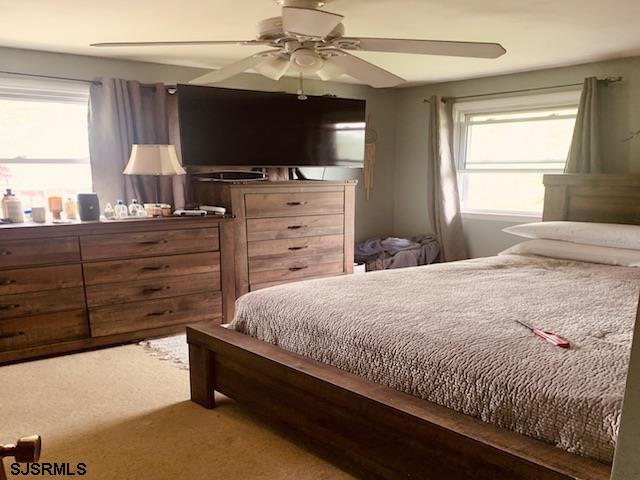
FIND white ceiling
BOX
[2,0,640,87]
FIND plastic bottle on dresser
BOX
[2,189,24,223]
[64,198,78,220]
[114,200,129,219]
[128,199,145,217]
[104,203,115,220]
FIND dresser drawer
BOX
[80,227,219,261]
[249,250,343,271]
[245,191,344,218]
[248,235,344,260]
[89,292,222,336]
[0,237,79,268]
[0,310,89,352]
[0,265,83,295]
[0,288,86,320]
[251,273,344,292]
[86,272,220,307]
[246,214,344,241]
[250,258,343,285]
[83,252,220,286]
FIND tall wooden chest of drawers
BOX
[0,217,233,364]
[192,180,356,297]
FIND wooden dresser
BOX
[192,180,356,297]
[0,217,233,364]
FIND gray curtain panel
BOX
[426,96,468,262]
[88,78,184,208]
[564,77,602,173]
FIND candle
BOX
[48,196,63,220]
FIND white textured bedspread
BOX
[229,255,640,462]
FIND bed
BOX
[187,174,640,480]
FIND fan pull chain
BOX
[297,73,308,101]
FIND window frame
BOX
[453,90,581,219]
[0,77,90,165]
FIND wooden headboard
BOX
[543,174,640,225]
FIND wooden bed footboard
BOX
[187,325,611,480]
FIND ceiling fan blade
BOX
[253,56,291,81]
[189,51,280,84]
[90,40,263,47]
[316,59,346,81]
[325,50,404,88]
[282,7,343,39]
[341,38,506,59]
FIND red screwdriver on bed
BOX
[515,320,571,349]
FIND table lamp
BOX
[123,144,186,204]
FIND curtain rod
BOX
[0,70,102,85]
[422,76,623,103]
[0,70,178,91]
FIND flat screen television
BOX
[176,85,366,168]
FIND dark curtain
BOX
[88,78,184,207]
[426,96,468,262]
[564,77,602,173]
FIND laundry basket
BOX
[355,235,440,272]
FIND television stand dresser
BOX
[0,216,234,364]
[192,180,356,297]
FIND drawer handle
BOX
[288,246,308,251]
[289,266,308,272]
[0,331,24,340]
[142,286,170,294]
[0,304,20,311]
[0,278,16,286]
[287,225,308,230]
[0,250,12,256]
[286,202,307,206]
[147,310,173,317]
[142,265,170,271]
[139,239,168,245]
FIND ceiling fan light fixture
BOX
[253,56,291,80]
[316,58,346,80]
[290,48,325,73]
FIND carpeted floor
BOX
[0,344,353,480]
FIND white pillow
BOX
[503,221,640,250]
[499,239,640,267]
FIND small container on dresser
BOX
[1,189,24,223]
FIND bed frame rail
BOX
[187,325,611,480]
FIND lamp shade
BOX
[123,144,186,176]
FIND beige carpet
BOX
[0,345,353,480]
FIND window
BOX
[454,91,580,218]
[0,77,91,210]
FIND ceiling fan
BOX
[91,0,506,88]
